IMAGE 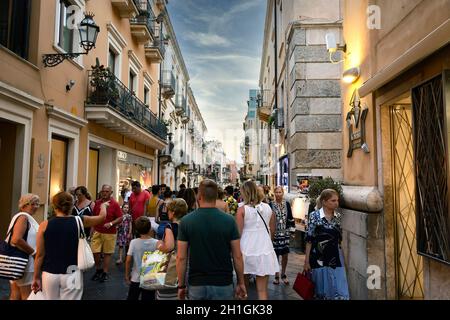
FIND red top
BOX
[129,190,151,221]
[93,198,122,234]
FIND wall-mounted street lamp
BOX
[43,13,100,67]
[342,67,361,84]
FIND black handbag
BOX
[0,214,30,280]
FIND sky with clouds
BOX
[168,0,266,163]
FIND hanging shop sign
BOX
[347,89,369,157]
[117,151,127,161]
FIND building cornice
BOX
[359,18,450,97]
[163,7,190,81]
[0,80,43,110]
[106,22,128,49]
[46,105,88,128]
[128,50,143,70]
[259,0,274,87]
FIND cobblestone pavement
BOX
[1,250,305,300]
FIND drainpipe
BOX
[157,12,164,185]
[273,0,279,187]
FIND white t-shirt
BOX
[127,237,158,283]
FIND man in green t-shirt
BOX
[176,179,247,300]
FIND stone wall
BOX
[287,25,343,184]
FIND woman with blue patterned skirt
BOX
[270,186,295,285]
[304,189,350,300]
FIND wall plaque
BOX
[347,89,369,157]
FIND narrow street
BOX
[0,250,304,300]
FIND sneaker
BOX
[91,270,102,281]
[99,272,109,282]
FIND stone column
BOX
[287,24,343,187]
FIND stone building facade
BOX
[253,0,343,193]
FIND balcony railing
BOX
[111,0,139,18]
[130,0,156,42]
[174,94,185,115]
[145,26,165,62]
[161,70,175,98]
[256,89,272,122]
[86,68,167,141]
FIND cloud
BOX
[184,32,231,47]
[169,0,266,162]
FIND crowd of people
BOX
[4,179,349,300]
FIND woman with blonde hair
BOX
[236,181,279,300]
[7,194,41,300]
[304,189,349,300]
[270,186,295,285]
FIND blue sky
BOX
[168,0,266,163]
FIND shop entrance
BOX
[0,120,20,237]
[389,98,424,299]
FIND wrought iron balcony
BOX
[145,28,165,63]
[161,70,176,98]
[256,89,272,122]
[130,0,156,43]
[174,94,186,116]
[85,64,167,145]
[111,0,139,18]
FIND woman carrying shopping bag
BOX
[304,189,350,300]
[31,192,108,300]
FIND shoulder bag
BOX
[0,214,30,280]
[75,216,95,271]
[256,205,270,236]
[140,224,177,290]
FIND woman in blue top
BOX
[304,189,350,300]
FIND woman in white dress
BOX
[236,181,279,300]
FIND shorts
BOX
[10,271,34,286]
[90,231,117,254]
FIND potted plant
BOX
[90,60,119,104]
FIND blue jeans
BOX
[188,284,234,300]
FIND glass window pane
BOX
[108,49,116,74]
[0,0,9,47]
[59,0,74,52]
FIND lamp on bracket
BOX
[42,12,100,68]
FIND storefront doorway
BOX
[389,97,424,299]
[0,120,21,237]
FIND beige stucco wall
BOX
[0,0,165,223]
[343,0,450,299]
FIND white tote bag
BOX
[28,290,46,300]
[75,216,95,271]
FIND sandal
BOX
[273,275,280,285]
[281,274,289,285]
